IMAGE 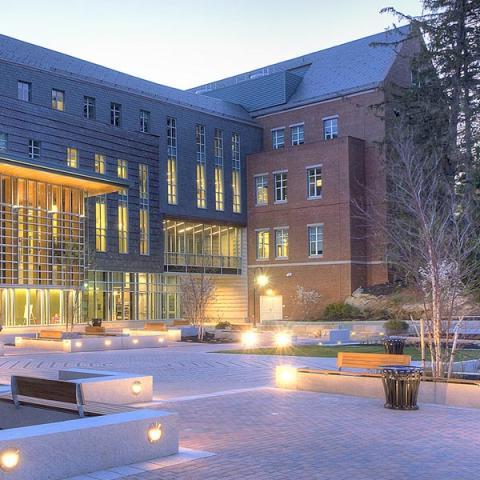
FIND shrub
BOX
[383,319,409,335]
[215,321,232,330]
[322,303,362,321]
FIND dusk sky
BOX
[0,0,423,89]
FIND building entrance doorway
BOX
[259,295,283,322]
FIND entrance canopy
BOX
[0,153,127,196]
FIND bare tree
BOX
[361,122,480,378]
[180,274,216,341]
[295,285,321,321]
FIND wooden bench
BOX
[173,320,190,326]
[37,330,64,341]
[337,352,411,371]
[84,326,106,335]
[144,322,167,331]
[11,375,85,417]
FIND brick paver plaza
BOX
[1,343,478,479]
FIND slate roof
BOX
[191,26,410,116]
[0,34,253,123]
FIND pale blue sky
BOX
[0,0,423,90]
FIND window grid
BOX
[111,103,121,127]
[308,224,324,256]
[117,159,128,180]
[66,147,78,168]
[214,129,224,211]
[95,195,107,252]
[274,172,288,202]
[255,175,268,206]
[256,230,270,260]
[167,117,177,205]
[307,166,322,198]
[51,89,65,111]
[140,110,150,133]
[84,96,96,119]
[275,228,289,259]
[232,133,241,213]
[0,133,7,150]
[323,117,338,140]
[139,164,149,255]
[95,154,106,174]
[272,128,285,149]
[28,140,41,159]
[18,81,31,102]
[196,125,207,209]
[291,124,304,145]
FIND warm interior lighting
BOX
[274,332,292,348]
[104,339,112,346]
[276,365,297,388]
[241,331,258,348]
[0,449,20,471]
[131,381,142,395]
[256,274,269,287]
[147,423,162,443]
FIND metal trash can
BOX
[383,337,405,355]
[381,365,422,410]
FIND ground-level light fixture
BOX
[274,332,292,348]
[132,338,139,344]
[0,448,20,472]
[147,423,162,444]
[158,337,165,343]
[276,365,298,389]
[104,339,112,346]
[241,331,258,348]
[131,381,142,395]
[75,341,82,348]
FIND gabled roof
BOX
[0,34,254,124]
[191,26,410,116]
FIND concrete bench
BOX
[337,352,411,371]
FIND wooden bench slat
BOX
[337,352,411,370]
[144,322,167,331]
[38,330,64,340]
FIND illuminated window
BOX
[274,172,287,202]
[307,166,322,198]
[95,195,107,252]
[256,229,270,260]
[308,224,324,256]
[139,164,149,201]
[0,133,7,150]
[111,103,121,127]
[52,89,65,111]
[140,208,149,255]
[167,117,177,205]
[272,128,285,149]
[18,81,31,102]
[196,124,207,209]
[291,124,304,145]
[28,140,41,159]
[323,117,338,140]
[140,110,150,133]
[214,128,224,211]
[84,96,96,119]
[117,159,128,179]
[232,132,241,213]
[275,227,289,259]
[255,175,268,206]
[66,147,78,168]
[95,154,106,174]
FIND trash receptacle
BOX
[383,337,405,354]
[381,365,422,410]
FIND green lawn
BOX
[216,344,480,362]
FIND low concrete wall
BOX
[0,408,178,480]
[276,367,480,409]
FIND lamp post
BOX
[252,270,269,327]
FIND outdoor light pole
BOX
[252,269,269,328]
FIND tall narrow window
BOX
[0,133,7,150]
[272,128,285,149]
[17,81,31,102]
[66,147,78,168]
[111,103,121,127]
[28,140,41,159]
[139,164,149,255]
[214,128,224,211]
[256,229,270,260]
[308,224,324,256]
[196,124,207,209]
[275,228,289,259]
[167,117,177,205]
[291,124,304,145]
[117,159,128,254]
[95,154,106,174]
[84,96,96,119]
[232,132,241,213]
[117,159,128,179]
[307,166,322,198]
[274,172,288,202]
[323,117,338,140]
[51,89,65,111]
[95,195,107,252]
[140,110,150,133]
[255,175,268,206]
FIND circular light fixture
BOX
[104,339,112,346]
[75,341,82,348]
[0,449,20,472]
[274,332,292,348]
[255,274,269,287]
[132,338,139,345]
[158,337,165,343]
[241,331,258,348]
[147,423,162,444]
[277,365,297,386]
[131,381,142,395]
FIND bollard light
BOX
[274,332,292,348]
[241,331,258,348]
[131,381,142,395]
[147,423,162,443]
[158,337,165,343]
[276,365,298,389]
[132,338,139,344]
[75,341,82,348]
[104,339,112,346]
[0,449,19,472]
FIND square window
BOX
[323,118,338,140]
[28,139,41,159]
